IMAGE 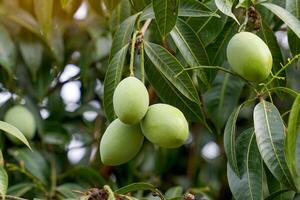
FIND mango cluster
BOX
[100,77,189,166]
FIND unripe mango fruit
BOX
[113,77,149,124]
[227,32,272,82]
[141,104,189,148]
[4,105,36,144]
[100,119,144,165]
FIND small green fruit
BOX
[4,105,36,144]
[227,31,273,82]
[113,77,149,124]
[100,119,144,165]
[141,104,189,148]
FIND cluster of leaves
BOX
[0,0,298,199]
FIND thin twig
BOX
[130,31,139,76]
[139,19,152,37]
[140,41,145,83]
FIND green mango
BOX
[100,118,144,165]
[113,77,149,124]
[227,32,272,82]
[4,105,36,144]
[141,104,189,148]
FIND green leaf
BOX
[253,100,296,190]
[0,24,16,74]
[0,121,31,149]
[144,41,199,103]
[227,129,264,200]
[115,182,158,194]
[0,151,3,168]
[145,58,206,123]
[285,94,300,189]
[264,190,294,200]
[187,8,227,47]
[261,3,300,39]
[257,21,285,88]
[141,1,218,20]
[18,32,43,79]
[109,0,131,33]
[0,167,8,198]
[224,105,243,176]
[103,44,129,122]
[110,14,139,61]
[9,148,49,185]
[206,22,237,66]
[56,183,86,198]
[33,0,53,37]
[7,182,35,197]
[214,0,239,24]
[286,0,300,57]
[47,25,64,65]
[170,18,211,88]
[204,72,244,134]
[165,186,183,198]
[153,0,179,37]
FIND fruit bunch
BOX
[100,77,189,166]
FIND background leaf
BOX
[0,24,16,74]
[103,44,129,122]
[204,72,244,133]
[0,167,8,198]
[33,0,53,37]
[170,18,212,89]
[253,100,295,190]
[144,41,200,103]
[286,0,300,57]
[153,0,179,37]
[261,3,300,38]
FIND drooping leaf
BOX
[7,182,35,197]
[141,0,218,20]
[257,21,285,87]
[214,0,239,24]
[9,148,49,186]
[153,0,179,38]
[227,129,264,200]
[145,57,206,123]
[286,0,300,57]
[33,0,53,37]
[18,31,43,79]
[170,18,212,89]
[285,94,300,189]
[253,100,296,189]
[264,190,295,200]
[204,72,244,134]
[110,13,139,61]
[103,44,129,122]
[0,121,31,149]
[0,24,16,74]
[47,25,64,65]
[144,41,200,103]
[0,167,7,198]
[224,105,243,176]
[261,3,300,39]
